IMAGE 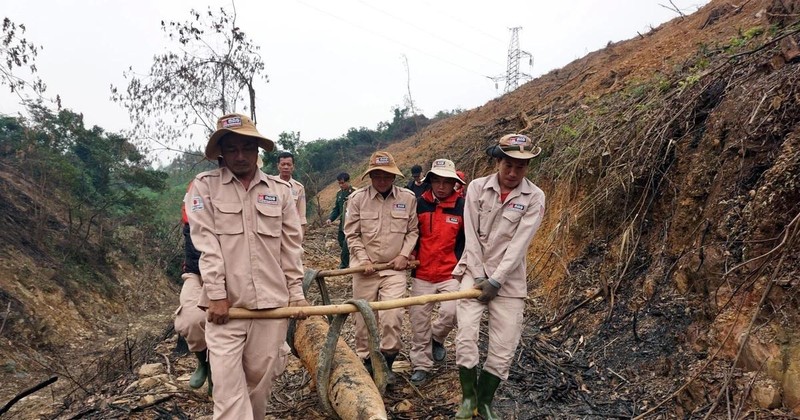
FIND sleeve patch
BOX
[190,196,205,212]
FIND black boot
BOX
[381,351,398,385]
[455,366,478,419]
[207,367,213,396]
[363,357,373,376]
[476,370,502,420]
[189,351,209,389]
[432,339,446,362]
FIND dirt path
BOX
[6,223,737,419]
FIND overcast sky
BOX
[2,0,709,162]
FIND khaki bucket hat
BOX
[422,158,465,184]
[361,151,405,180]
[205,113,274,160]
[486,133,542,160]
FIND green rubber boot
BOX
[189,351,209,389]
[476,370,502,420]
[455,366,478,419]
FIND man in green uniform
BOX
[326,172,355,268]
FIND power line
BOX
[419,0,507,46]
[294,0,492,79]
[355,0,504,67]
[487,27,533,93]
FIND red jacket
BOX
[413,189,465,282]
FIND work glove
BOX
[474,277,500,303]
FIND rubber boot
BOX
[382,351,398,385]
[189,351,209,389]
[476,370,502,420]
[455,366,478,419]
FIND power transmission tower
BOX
[487,27,533,93]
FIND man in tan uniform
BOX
[452,134,545,420]
[277,151,307,239]
[344,151,419,384]
[186,113,309,420]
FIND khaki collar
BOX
[220,167,268,186]
[484,173,533,198]
[368,185,397,199]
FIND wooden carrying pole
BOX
[314,261,419,279]
[229,289,481,319]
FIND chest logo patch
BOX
[446,216,460,224]
[393,203,406,210]
[190,196,204,212]
[506,203,525,212]
[258,194,279,205]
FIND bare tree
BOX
[111,5,268,156]
[1,17,47,102]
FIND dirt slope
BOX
[3,0,800,418]
[317,0,800,416]
[0,157,178,416]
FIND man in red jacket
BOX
[409,158,466,385]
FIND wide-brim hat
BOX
[486,133,541,160]
[422,158,464,184]
[361,151,405,180]
[205,113,274,160]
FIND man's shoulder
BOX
[267,174,292,188]
[395,186,417,200]
[349,186,371,200]
[522,179,545,202]
[194,168,223,181]
[290,178,305,189]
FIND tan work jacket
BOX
[344,185,419,271]
[453,173,545,298]
[186,168,305,309]
[288,178,307,225]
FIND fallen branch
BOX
[541,289,602,330]
[0,376,58,415]
[130,394,174,413]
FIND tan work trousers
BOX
[174,273,207,352]
[409,277,459,371]
[352,270,407,359]
[455,274,524,380]
[206,318,289,420]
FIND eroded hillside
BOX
[321,0,800,415]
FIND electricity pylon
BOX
[487,27,533,93]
